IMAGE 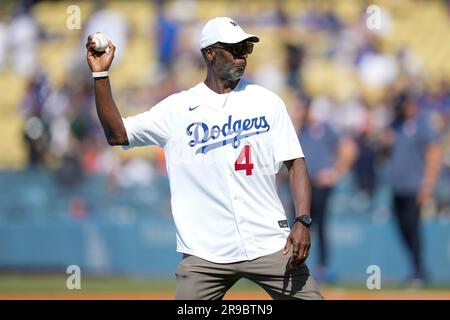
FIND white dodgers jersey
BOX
[123,79,304,263]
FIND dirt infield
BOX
[1,290,449,300]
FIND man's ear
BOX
[204,47,215,62]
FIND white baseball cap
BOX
[199,17,259,50]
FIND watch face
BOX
[301,215,312,225]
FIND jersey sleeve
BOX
[122,96,173,148]
[270,97,304,168]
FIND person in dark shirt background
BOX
[383,92,442,286]
[295,93,357,283]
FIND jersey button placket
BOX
[224,145,250,258]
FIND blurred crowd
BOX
[1,0,171,193]
[0,0,448,211]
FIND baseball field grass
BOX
[0,273,449,300]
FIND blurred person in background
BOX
[353,129,378,200]
[0,10,8,71]
[155,0,179,73]
[352,101,380,204]
[4,1,40,77]
[18,70,51,167]
[284,43,305,90]
[383,91,442,285]
[294,92,357,283]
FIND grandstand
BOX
[0,0,449,295]
[1,0,449,168]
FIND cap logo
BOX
[229,20,238,26]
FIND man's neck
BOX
[204,76,240,94]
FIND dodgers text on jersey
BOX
[186,115,270,154]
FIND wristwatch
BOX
[294,215,312,228]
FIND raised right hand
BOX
[86,35,116,72]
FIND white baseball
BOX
[92,33,109,52]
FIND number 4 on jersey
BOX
[234,145,254,176]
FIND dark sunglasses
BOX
[210,42,254,56]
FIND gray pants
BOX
[175,249,323,300]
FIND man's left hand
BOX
[283,222,311,268]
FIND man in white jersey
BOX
[86,17,323,300]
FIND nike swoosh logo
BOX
[189,105,200,111]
